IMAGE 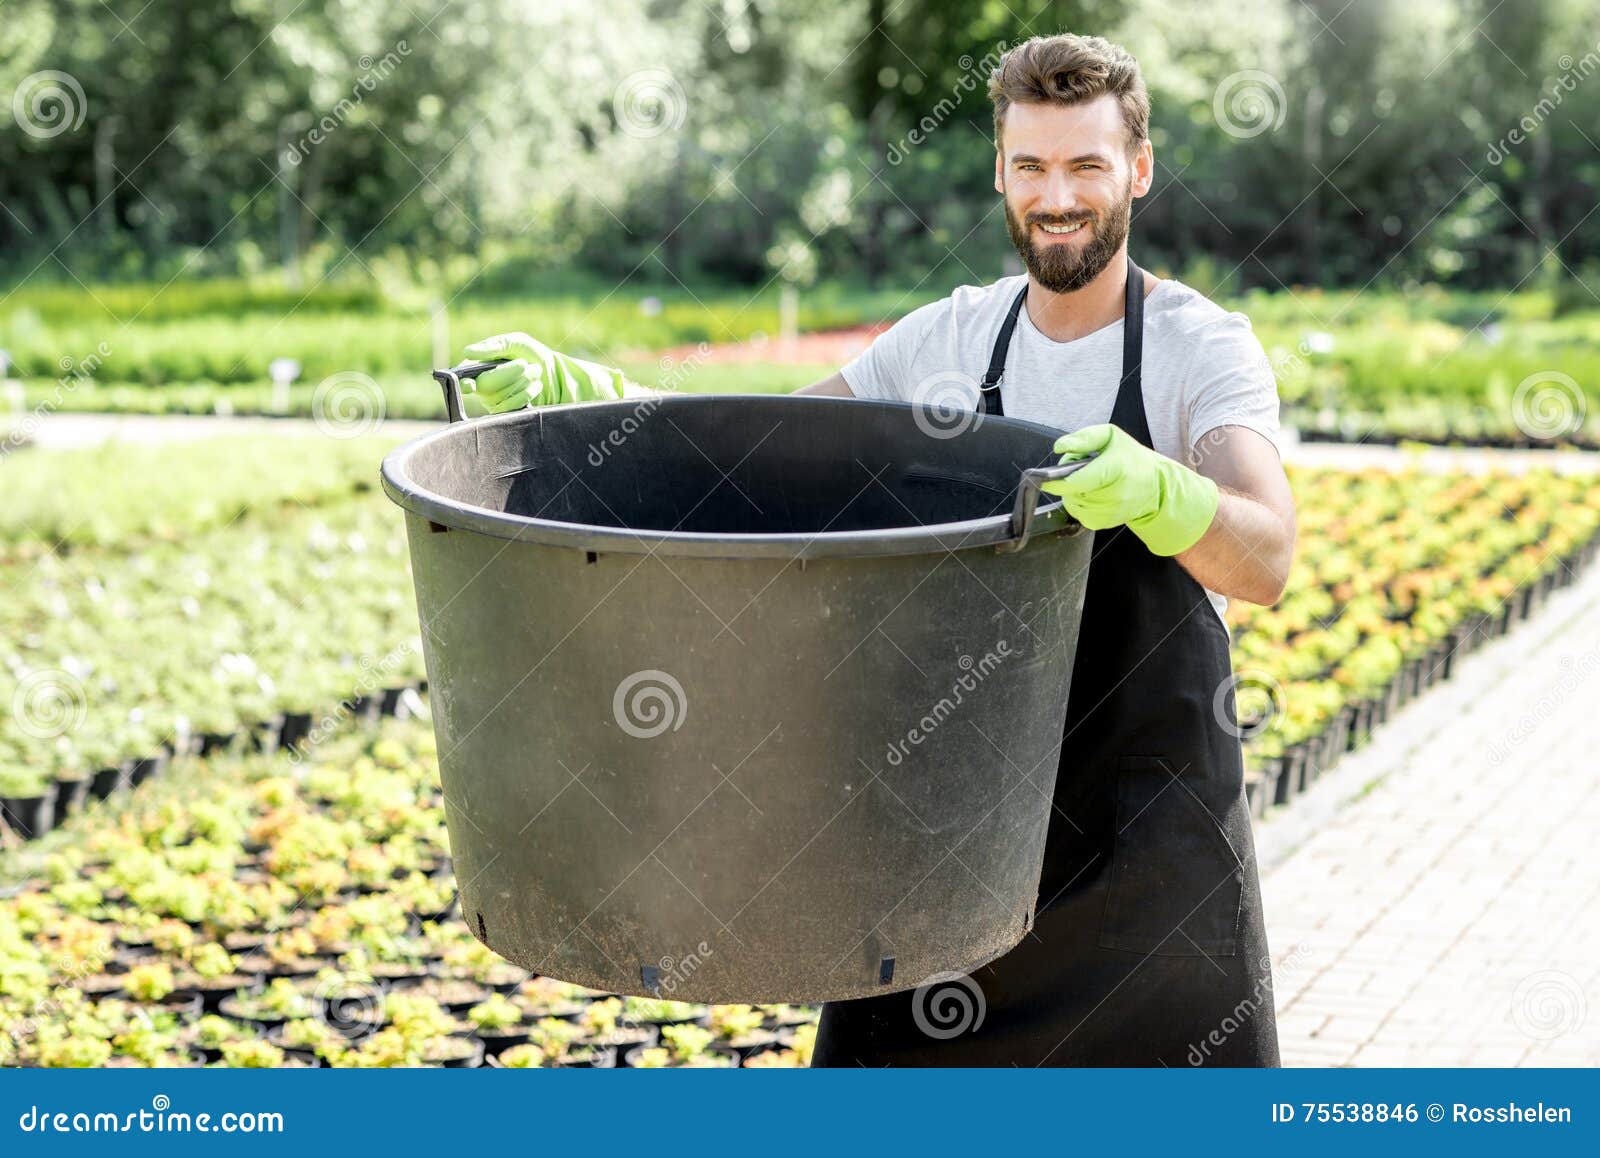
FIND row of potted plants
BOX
[1231,467,1600,813]
[1,490,427,840]
[0,720,818,1068]
[0,436,393,564]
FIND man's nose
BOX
[1035,170,1081,217]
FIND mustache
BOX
[1025,212,1095,227]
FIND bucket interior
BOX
[399,396,1060,536]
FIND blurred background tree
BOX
[2,0,1597,295]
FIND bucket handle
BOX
[431,361,505,423]
[1001,454,1098,552]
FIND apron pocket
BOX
[1097,755,1244,958]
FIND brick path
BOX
[1257,557,1600,1066]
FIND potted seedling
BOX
[624,1022,735,1069]
[621,995,709,1036]
[186,1014,256,1065]
[124,962,200,1019]
[493,1043,545,1068]
[464,993,529,1057]
[708,1003,781,1061]
[220,1040,294,1068]
[173,942,258,1013]
[513,976,589,1020]
[274,1017,348,1065]
[524,1015,612,1068]
[219,977,312,1029]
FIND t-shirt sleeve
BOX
[1184,311,1282,461]
[839,299,947,402]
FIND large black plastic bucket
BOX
[381,384,1095,1003]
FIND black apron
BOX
[812,257,1281,1067]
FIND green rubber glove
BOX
[459,332,627,416]
[1041,423,1219,556]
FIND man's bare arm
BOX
[1175,426,1296,607]
[796,371,855,397]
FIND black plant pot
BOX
[1273,746,1305,807]
[90,762,128,800]
[378,686,409,718]
[278,711,314,751]
[54,776,91,819]
[1,787,57,839]
[128,748,169,788]
[345,694,382,726]
[199,729,239,756]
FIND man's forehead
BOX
[1001,95,1123,159]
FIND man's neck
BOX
[1024,247,1151,343]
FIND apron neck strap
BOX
[977,255,1151,450]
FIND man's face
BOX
[994,95,1153,293]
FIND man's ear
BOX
[1131,138,1154,199]
[994,149,1004,195]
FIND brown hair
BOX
[988,34,1149,155]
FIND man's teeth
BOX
[1038,221,1086,234]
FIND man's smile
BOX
[1034,219,1089,239]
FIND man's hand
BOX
[459,333,628,415]
[1043,423,1219,557]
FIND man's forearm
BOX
[1174,486,1295,607]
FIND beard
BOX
[1003,176,1133,293]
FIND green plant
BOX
[220,1040,286,1068]
[466,993,523,1032]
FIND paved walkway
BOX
[1257,556,1600,1066]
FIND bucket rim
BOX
[379,394,1078,560]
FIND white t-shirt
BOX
[839,273,1282,628]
